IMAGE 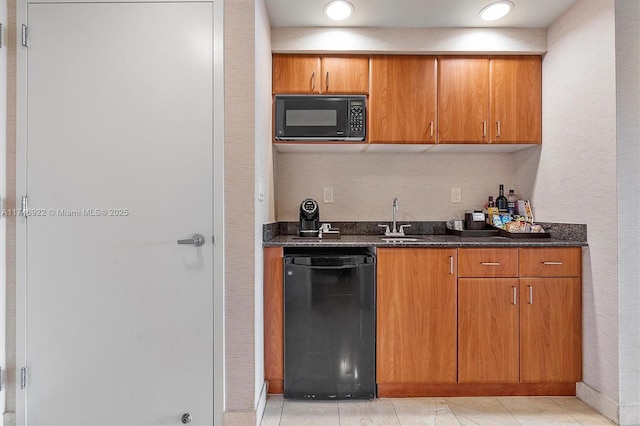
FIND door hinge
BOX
[20,367,28,389]
[22,24,29,47]
[21,195,28,216]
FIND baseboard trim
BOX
[223,382,268,426]
[576,381,619,424]
[377,382,577,398]
[3,412,16,426]
[255,381,268,426]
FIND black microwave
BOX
[274,95,366,141]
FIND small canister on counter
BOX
[465,210,486,230]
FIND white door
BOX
[16,2,218,425]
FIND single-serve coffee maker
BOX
[299,198,320,237]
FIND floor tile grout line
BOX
[495,395,527,425]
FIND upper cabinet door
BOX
[273,54,321,94]
[438,57,490,143]
[321,55,369,94]
[272,54,368,94]
[369,55,437,144]
[490,56,542,143]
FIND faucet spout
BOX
[392,198,399,233]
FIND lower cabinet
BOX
[458,247,582,391]
[458,277,520,383]
[264,245,582,397]
[519,277,582,383]
[376,248,458,394]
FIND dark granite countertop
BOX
[263,221,588,248]
[263,234,586,248]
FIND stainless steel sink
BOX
[380,237,419,243]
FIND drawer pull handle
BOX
[481,262,501,266]
[450,256,454,275]
[512,286,517,305]
[528,285,533,304]
[542,261,563,265]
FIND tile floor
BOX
[261,395,615,426]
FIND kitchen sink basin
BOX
[380,237,419,243]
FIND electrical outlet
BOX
[323,187,334,204]
[451,187,462,204]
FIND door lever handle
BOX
[178,233,205,247]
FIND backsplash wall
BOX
[276,151,523,222]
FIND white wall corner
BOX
[223,410,257,426]
[577,381,619,424]
[619,403,640,426]
[3,413,16,426]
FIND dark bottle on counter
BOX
[496,184,508,212]
[487,196,495,208]
[507,189,517,215]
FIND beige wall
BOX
[514,0,620,421]
[224,0,258,419]
[276,151,518,222]
[615,1,640,424]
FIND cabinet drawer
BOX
[519,247,581,277]
[458,248,518,277]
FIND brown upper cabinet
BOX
[490,56,542,143]
[272,54,369,94]
[438,55,542,144]
[438,56,490,143]
[369,55,437,144]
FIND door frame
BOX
[14,0,225,424]
[1,0,8,415]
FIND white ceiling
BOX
[265,0,579,28]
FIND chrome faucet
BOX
[392,197,399,233]
[378,197,411,237]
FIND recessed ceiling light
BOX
[479,1,514,21]
[324,0,354,21]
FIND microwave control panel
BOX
[348,99,365,138]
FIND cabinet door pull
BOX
[512,286,517,305]
[311,71,316,92]
[449,256,454,275]
[542,261,563,265]
[480,262,500,266]
[429,121,434,139]
[482,121,487,138]
[325,71,329,91]
[496,121,501,138]
[528,285,533,304]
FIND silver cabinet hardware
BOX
[482,120,487,138]
[528,285,533,304]
[480,262,501,266]
[429,121,434,139]
[512,286,517,305]
[496,120,501,138]
[325,71,329,91]
[449,256,454,275]
[177,234,205,247]
[311,71,316,92]
[181,413,192,424]
[542,261,563,265]
[21,195,28,215]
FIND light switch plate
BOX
[451,187,462,204]
[323,187,334,204]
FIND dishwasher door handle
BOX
[300,264,361,270]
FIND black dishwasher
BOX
[283,248,376,400]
